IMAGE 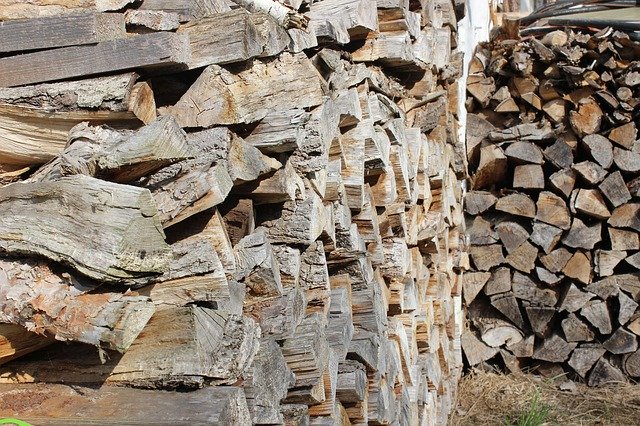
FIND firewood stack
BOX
[0,0,468,423]
[463,23,640,386]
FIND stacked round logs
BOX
[462,26,640,386]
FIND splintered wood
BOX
[0,0,467,424]
[463,25,640,387]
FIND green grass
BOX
[506,392,551,426]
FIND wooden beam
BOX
[0,13,126,53]
[0,32,190,87]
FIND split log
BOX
[307,0,378,44]
[573,189,610,220]
[562,218,601,250]
[581,300,612,335]
[562,314,594,342]
[595,250,627,277]
[608,227,640,250]
[471,144,506,190]
[569,345,606,378]
[484,267,511,296]
[582,134,613,169]
[244,338,295,425]
[588,358,627,386]
[563,251,592,285]
[176,10,288,69]
[464,191,497,215]
[505,241,538,273]
[603,328,638,355]
[530,221,562,254]
[543,139,573,169]
[462,272,490,305]
[0,175,171,283]
[139,128,235,227]
[526,307,556,336]
[535,191,571,230]
[495,221,529,254]
[513,164,544,189]
[168,53,326,127]
[469,245,504,271]
[495,192,536,218]
[613,148,640,173]
[548,169,576,199]
[573,161,607,185]
[6,307,260,388]
[600,171,632,208]
[532,334,576,363]
[609,204,640,232]
[559,284,594,313]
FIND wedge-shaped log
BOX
[0,32,190,87]
[0,175,171,283]
[260,191,328,246]
[0,258,155,352]
[282,313,331,405]
[0,383,251,425]
[169,53,326,127]
[141,128,234,227]
[244,338,295,425]
[307,0,378,44]
[109,307,260,388]
[33,116,192,183]
[234,228,283,299]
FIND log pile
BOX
[463,23,640,386]
[0,0,468,423]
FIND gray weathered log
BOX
[32,116,192,183]
[0,175,171,283]
[0,32,190,87]
[0,383,251,424]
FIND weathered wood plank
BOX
[0,383,251,424]
[0,32,190,87]
[0,13,125,53]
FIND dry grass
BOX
[450,370,640,425]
